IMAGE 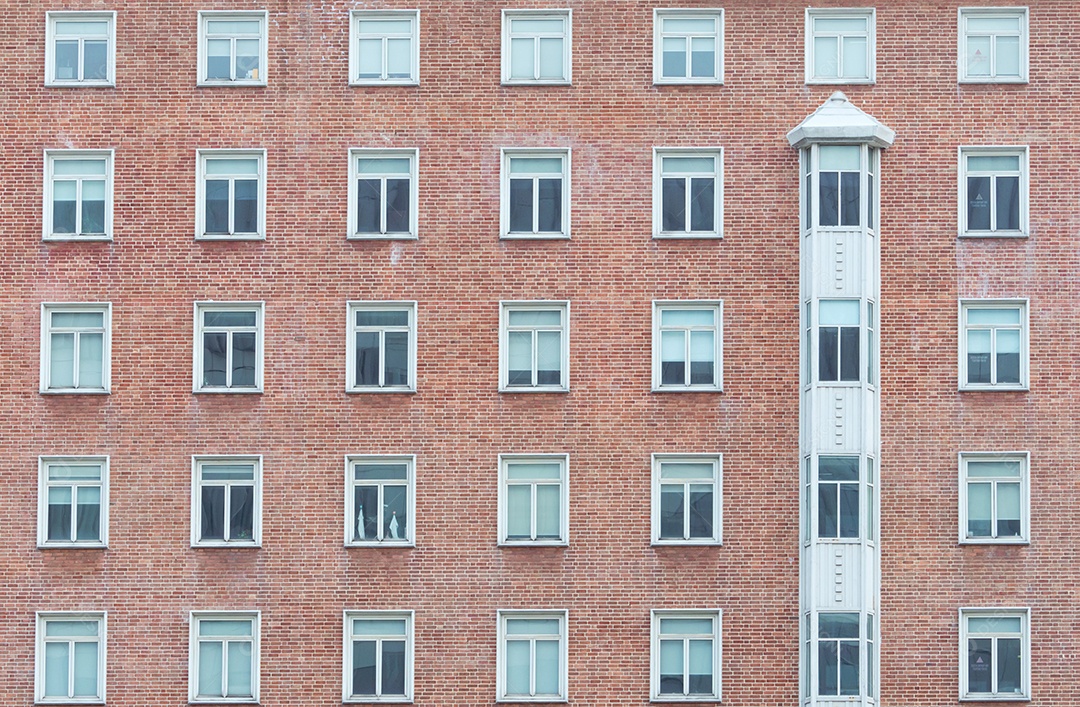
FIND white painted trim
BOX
[498,301,571,393]
[649,609,722,702]
[651,147,724,239]
[192,301,265,393]
[500,9,572,85]
[958,607,1031,701]
[958,451,1030,545]
[188,611,261,703]
[349,10,420,86]
[957,7,1029,84]
[499,148,571,239]
[45,11,117,88]
[957,298,1029,391]
[497,453,570,546]
[496,609,569,702]
[37,456,110,549]
[344,454,417,547]
[342,610,415,703]
[196,10,269,87]
[190,455,263,547]
[652,8,724,85]
[40,302,112,394]
[43,148,115,242]
[346,148,420,240]
[195,149,268,240]
[957,145,1029,238]
[804,8,876,85]
[650,454,722,546]
[36,611,108,704]
[651,301,723,393]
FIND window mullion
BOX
[378,330,387,386]
[533,38,541,80]
[531,329,540,385]
[684,176,692,232]
[381,37,389,80]
[69,484,80,541]
[683,482,692,539]
[374,637,383,695]
[990,636,999,694]
[529,639,537,696]
[530,483,539,539]
[682,328,691,385]
[532,178,540,233]
[375,485,385,540]
[224,330,234,387]
[380,177,388,233]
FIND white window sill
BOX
[652,539,722,547]
[806,77,875,85]
[43,234,112,242]
[196,234,266,241]
[192,541,260,549]
[500,386,569,394]
[651,386,722,394]
[653,79,723,86]
[346,541,415,549]
[350,79,419,87]
[959,231,1028,239]
[960,694,1029,702]
[959,78,1028,85]
[45,81,115,89]
[960,537,1030,546]
[344,697,412,704]
[651,695,721,703]
[196,80,268,88]
[41,388,110,395]
[959,385,1028,393]
[497,697,567,704]
[347,233,418,241]
[499,540,568,548]
[38,542,107,550]
[190,698,259,704]
[653,232,722,240]
[500,233,570,240]
[500,79,571,87]
[193,388,264,395]
[346,387,417,394]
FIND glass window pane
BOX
[839,483,860,538]
[689,177,715,232]
[360,19,413,34]
[967,482,992,536]
[968,308,1020,325]
[818,640,839,695]
[662,37,687,78]
[688,639,713,694]
[996,35,1021,77]
[48,487,73,541]
[818,484,838,537]
[383,331,409,386]
[509,179,533,232]
[689,331,715,384]
[968,155,1020,172]
[508,310,562,326]
[84,42,107,80]
[535,484,561,538]
[815,18,867,32]
[819,613,860,638]
[661,309,713,327]
[44,642,69,697]
[357,38,381,78]
[205,159,259,176]
[997,330,1021,383]
[997,637,1022,693]
[198,641,224,696]
[78,331,104,387]
[662,177,686,232]
[820,300,860,326]
[354,485,378,540]
[967,460,1021,478]
[820,146,861,171]
[204,180,230,234]
[663,18,713,33]
[967,637,992,693]
[690,36,715,78]
[383,640,407,695]
[510,157,563,174]
[840,171,860,225]
[384,178,411,233]
[660,330,685,385]
[996,176,1020,230]
[534,639,560,693]
[507,331,532,385]
[207,20,262,35]
[507,485,532,538]
[72,641,99,697]
[383,484,407,539]
[232,332,257,387]
[536,178,562,232]
[352,640,376,695]
[230,485,254,540]
[538,37,564,79]
[968,17,1020,32]
[235,39,259,79]
[233,179,258,233]
[687,487,711,538]
[201,486,226,540]
[206,39,231,79]
[819,171,839,226]
[814,35,839,78]
[511,19,564,33]
[354,619,407,636]
[506,618,560,635]
[819,456,859,481]
[386,38,411,77]
[661,462,714,480]
[839,641,860,695]
[661,618,714,634]
[55,40,79,79]
[664,157,714,173]
[226,641,253,696]
[50,332,76,388]
[659,639,684,694]
[76,486,102,541]
[660,485,685,539]
[45,620,99,637]
[356,310,409,327]
[56,20,109,35]
[510,37,534,79]
[966,34,992,76]
[841,36,867,78]
[355,463,408,481]
[52,181,77,233]
[507,462,561,481]
[505,641,530,694]
[839,326,860,381]
[819,327,838,381]
[356,179,381,233]
[997,482,1022,536]
[53,159,107,176]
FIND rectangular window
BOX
[653,10,723,84]
[44,150,113,241]
[41,303,111,394]
[960,300,1027,390]
[196,150,266,240]
[194,302,264,393]
[501,10,571,84]
[652,302,723,391]
[189,612,259,703]
[346,302,417,392]
[198,11,268,85]
[651,611,721,701]
[45,12,115,87]
[959,8,1028,83]
[817,612,860,697]
[346,455,414,546]
[192,456,261,547]
[36,613,106,703]
[960,609,1029,700]
[652,455,721,545]
[38,457,108,548]
[501,149,570,238]
[344,611,413,703]
[806,9,875,84]
[818,456,860,540]
[654,150,722,238]
[818,300,861,382]
[348,149,418,239]
[499,455,568,545]
[350,11,419,85]
[960,147,1027,236]
[818,145,862,227]
[498,611,567,702]
[500,302,569,392]
[961,453,1028,543]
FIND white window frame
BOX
[189,611,260,703]
[500,148,571,239]
[342,610,415,703]
[804,8,876,85]
[959,452,1029,545]
[498,454,569,546]
[191,456,262,547]
[197,11,268,86]
[344,455,416,547]
[958,299,1028,391]
[650,609,722,702]
[958,146,1028,237]
[45,11,116,87]
[195,149,267,240]
[40,303,112,394]
[499,301,570,393]
[347,149,419,240]
[496,610,568,703]
[652,301,723,392]
[958,7,1029,84]
[959,608,1030,701]
[651,454,722,546]
[43,149,114,242]
[652,148,723,238]
[193,302,265,393]
[36,612,107,704]
[346,302,418,392]
[652,9,724,85]
[38,456,109,549]
[501,9,572,85]
[349,10,420,86]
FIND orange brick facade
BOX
[2,1,1078,705]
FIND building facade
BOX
[2,1,1078,705]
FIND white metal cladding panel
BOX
[807,228,868,299]
[811,387,866,451]
[812,542,869,610]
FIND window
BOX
[652,302,722,391]
[198,11,268,86]
[196,150,266,240]
[343,611,413,703]
[816,612,862,697]
[38,457,108,548]
[499,455,568,546]
[41,304,111,394]
[817,456,860,539]
[346,302,417,392]
[192,457,261,547]
[36,613,106,703]
[189,612,259,703]
[818,145,862,227]
[959,8,1028,83]
[45,12,115,87]
[652,455,721,545]
[960,300,1028,390]
[653,10,723,84]
[193,302,264,393]
[960,147,1027,236]
[350,11,419,85]
[961,453,1028,543]
[651,611,721,701]
[497,611,567,702]
[348,149,418,239]
[501,10,571,84]
[805,9,875,84]
[501,149,570,238]
[653,150,722,238]
[43,150,113,241]
[818,300,860,383]
[499,302,569,392]
[346,456,414,546]
[960,609,1030,700]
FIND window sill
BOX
[500,386,569,394]
[45,81,115,88]
[38,542,107,550]
[192,541,260,548]
[806,77,875,85]
[959,231,1028,239]
[500,540,568,548]
[348,233,418,241]
[497,697,567,704]
[960,537,1030,546]
[346,541,415,549]
[652,539,722,547]
[350,79,419,87]
[651,386,722,394]
[190,698,259,704]
[193,388,264,395]
[196,234,266,241]
[41,388,110,395]
[346,387,417,394]
[196,80,268,88]
[653,232,722,240]
[344,696,412,704]
[651,695,720,703]
[500,79,571,87]
[43,234,112,242]
[960,694,1030,702]
[958,385,1028,393]
[958,78,1028,85]
[500,233,570,240]
[653,79,723,86]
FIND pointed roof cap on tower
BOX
[787,91,895,149]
